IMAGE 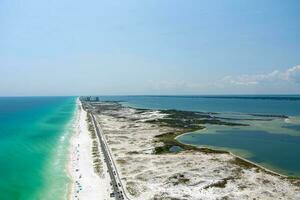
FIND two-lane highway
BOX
[90,113,126,200]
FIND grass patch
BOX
[149,109,249,128]
[168,173,190,186]
[116,159,127,165]
[86,113,103,176]
[154,130,228,155]
[126,181,139,197]
[127,151,139,155]
[204,177,234,189]
[286,177,300,187]
[229,157,257,169]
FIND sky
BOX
[1,0,300,96]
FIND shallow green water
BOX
[0,97,76,200]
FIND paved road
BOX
[90,113,126,200]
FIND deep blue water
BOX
[98,95,300,116]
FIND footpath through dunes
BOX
[83,101,300,200]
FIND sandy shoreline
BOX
[67,100,111,200]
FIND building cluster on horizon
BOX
[80,96,100,102]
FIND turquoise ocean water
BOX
[99,95,300,176]
[0,97,76,200]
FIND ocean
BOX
[99,95,300,176]
[0,97,76,200]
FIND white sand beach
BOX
[68,100,111,200]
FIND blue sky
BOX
[1,0,300,96]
